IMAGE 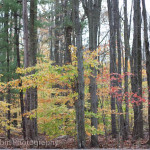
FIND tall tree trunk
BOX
[64,26,72,64]
[13,10,19,129]
[23,0,29,69]
[14,10,24,124]
[89,16,99,147]
[28,0,38,140]
[23,0,38,140]
[4,10,11,139]
[82,0,102,147]
[49,4,54,61]
[142,0,150,144]
[54,0,60,65]
[131,0,143,139]
[115,0,127,140]
[123,0,130,137]
[107,0,117,138]
[73,0,85,148]
[23,0,29,140]
[64,0,72,64]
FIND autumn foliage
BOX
[0,45,147,140]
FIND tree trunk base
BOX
[91,135,98,147]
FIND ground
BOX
[0,133,150,149]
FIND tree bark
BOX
[82,0,102,147]
[123,0,130,137]
[28,0,38,140]
[23,0,29,69]
[115,0,127,141]
[64,26,72,64]
[73,0,86,148]
[54,0,60,65]
[64,0,72,64]
[23,0,38,140]
[107,0,117,138]
[23,0,30,140]
[4,9,11,139]
[142,0,150,143]
[49,4,54,61]
[131,0,143,139]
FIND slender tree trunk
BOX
[64,26,72,64]
[13,11,19,129]
[64,0,72,64]
[81,0,102,146]
[23,0,38,140]
[114,0,127,141]
[23,0,29,140]
[28,0,38,140]
[4,10,11,139]
[54,0,60,65]
[107,0,117,138]
[132,0,143,139]
[89,19,99,146]
[142,0,150,144]
[49,3,54,61]
[15,28,25,134]
[49,26,54,60]
[23,0,29,69]
[73,0,86,148]
[123,0,130,137]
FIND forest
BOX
[0,0,150,149]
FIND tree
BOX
[64,0,72,64]
[73,0,85,148]
[107,0,117,138]
[131,0,143,139]
[14,4,26,138]
[142,0,150,144]
[54,0,60,65]
[28,0,38,140]
[114,0,127,140]
[22,0,29,139]
[22,0,38,140]
[82,0,102,147]
[123,0,130,137]
[107,0,127,140]
[4,6,11,140]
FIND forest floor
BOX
[0,133,150,149]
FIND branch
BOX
[97,30,109,47]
